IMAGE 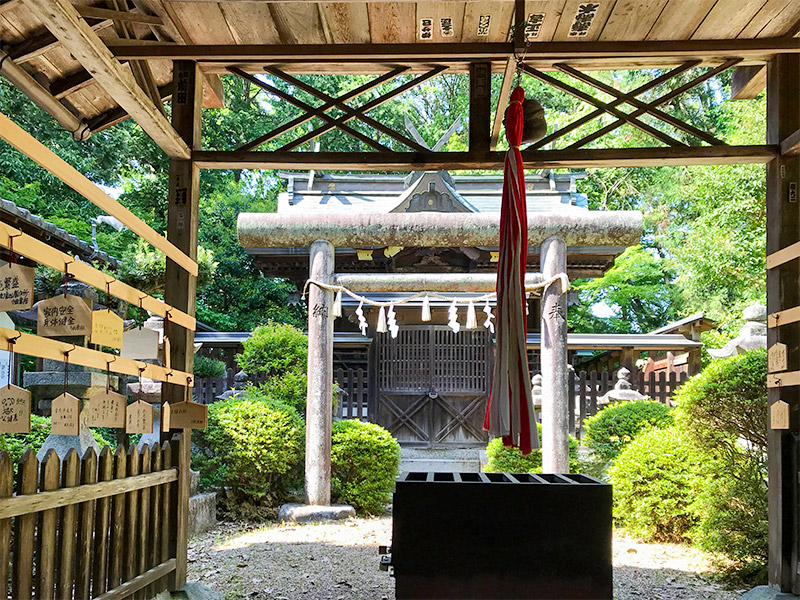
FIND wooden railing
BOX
[568,369,688,438]
[335,367,369,420]
[0,433,190,599]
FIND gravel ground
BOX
[187,517,742,600]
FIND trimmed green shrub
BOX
[0,415,109,465]
[257,370,307,415]
[331,419,400,515]
[192,388,305,506]
[193,355,227,379]
[236,322,307,377]
[484,423,580,473]
[674,348,767,459]
[610,426,709,543]
[583,399,673,464]
[691,454,768,581]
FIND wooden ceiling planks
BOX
[645,0,716,41]
[268,2,328,44]
[168,1,236,44]
[319,2,371,44]
[692,0,770,40]
[368,2,416,43]
[461,1,513,43]
[749,0,800,37]
[599,0,669,41]
[523,0,567,43]
[415,1,465,42]
[552,0,618,41]
[218,2,281,44]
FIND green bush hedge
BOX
[610,426,709,543]
[236,322,307,377]
[257,370,307,415]
[484,424,580,473]
[583,399,673,464]
[192,388,305,506]
[0,415,109,464]
[331,419,400,515]
[193,355,227,379]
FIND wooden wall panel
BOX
[368,2,415,43]
[218,3,281,44]
[168,2,236,44]
[552,0,618,42]
[524,0,567,42]
[645,0,716,40]
[692,0,770,39]
[319,2,371,44]
[415,1,465,42]
[269,3,327,44]
[599,0,669,41]
[461,1,514,43]
[749,0,800,37]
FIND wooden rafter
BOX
[22,0,189,158]
[74,5,162,25]
[7,17,112,63]
[782,127,800,156]
[491,59,516,151]
[89,83,173,133]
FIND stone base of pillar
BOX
[278,503,355,524]
[739,586,799,599]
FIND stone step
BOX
[400,457,481,473]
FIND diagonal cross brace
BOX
[522,65,686,148]
[265,67,430,153]
[382,394,430,442]
[279,65,448,152]
[228,68,392,152]
[236,67,409,152]
[433,395,486,443]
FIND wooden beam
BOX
[22,0,190,159]
[731,65,767,99]
[74,5,162,25]
[7,18,112,64]
[50,69,96,99]
[194,145,777,171]
[0,0,22,15]
[782,127,800,156]
[0,111,197,275]
[491,59,516,151]
[469,62,492,153]
[107,38,800,62]
[765,53,800,592]
[88,83,172,132]
[94,559,176,600]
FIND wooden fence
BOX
[568,369,688,438]
[335,367,369,420]
[0,433,190,600]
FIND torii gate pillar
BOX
[306,239,335,506]
[540,236,570,473]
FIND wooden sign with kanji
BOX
[771,400,791,430]
[121,327,159,360]
[0,384,30,433]
[162,400,207,431]
[769,343,788,373]
[90,310,123,349]
[38,295,92,337]
[88,389,126,428]
[126,399,153,434]
[51,392,80,435]
[0,263,34,311]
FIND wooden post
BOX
[767,53,800,593]
[540,236,569,473]
[306,239,334,506]
[469,62,491,154]
[163,60,201,592]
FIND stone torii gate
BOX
[238,210,642,509]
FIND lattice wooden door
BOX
[376,326,490,447]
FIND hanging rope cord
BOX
[302,273,570,308]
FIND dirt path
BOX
[187,517,742,600]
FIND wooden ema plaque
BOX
[51,392,80,435]
[0,263,34,311]
[126,400,153,434]
[121,327,159,360]
[0,384,30,433]
[162,401,207,431]
[90,310,123,349]
[88,389,126,428]
[769,343,788,373]
[38,295,92,338]
[771,400,790,430]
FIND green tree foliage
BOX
[484,424,580,473]
[582,399,673,463]
[330,419,400,515]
